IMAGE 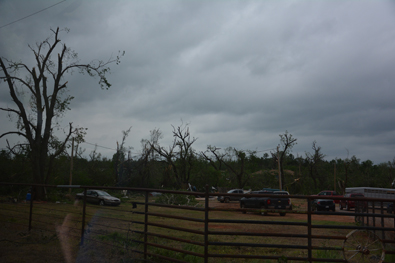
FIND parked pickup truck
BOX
[312,199,336,212]
[311,190,342,204]
[239,190,292,216]
[339,193,367,211]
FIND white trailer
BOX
[346,187,395,202]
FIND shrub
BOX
[155,193,198,206]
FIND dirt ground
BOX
[206,198,395,242]
[206,198,356,223]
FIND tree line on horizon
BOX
[1,124,394,197]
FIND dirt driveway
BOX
[207,198,356,223]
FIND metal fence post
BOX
[144,190,149,260]
[204,185,209,263]
[307,197,312,263]
[372,201,376,236]
[380,202,384,240]
[393,201,395,230]
[80,188,87,245]
[367,202,371,231]
[28,186,34,231]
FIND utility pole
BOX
[69,138,74,194]
[114,141,119,184]
[334,162,336,192]
[277,145,282,190]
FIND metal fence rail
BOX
[0,182,394,263]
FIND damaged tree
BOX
[148,123,197,188]
[0,28,123,199]
[202,146,252,189]
[305,141,326,190]
[278,131,297,190]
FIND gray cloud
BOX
[1,0,395,163]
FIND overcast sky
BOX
[1,0,395,164]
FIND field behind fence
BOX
[1,183,395,263]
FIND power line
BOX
[0,0,67,29]
[81,142,144,159]
[82,141,139,155]
[82,141,117,151]
[256,148,276,153]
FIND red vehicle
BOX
[339,193,366,211]
[311,190,342,204]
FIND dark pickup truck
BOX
[239,190,292,216]
[311,190,342,204]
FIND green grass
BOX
[386,253,395,262]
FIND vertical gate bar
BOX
[372,201,375,236]
[80,188,87,245]
[28,186,34,231]
[307,197,312,263]
[144,190,148,261]
[380,202,384,240]
[204,185,209,263]
[367,201,370,228]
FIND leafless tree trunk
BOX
[278,131,297,189]
[305,141,325,190]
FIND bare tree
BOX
[135,137,156,187]
[138,128,165,187]
[223,148,251,189]
[149,123,197,188]
[0,28,123,199]
[305,141,325,190]
[114,126,132,185]
[202,146,251,189]
[278,131,297,189]
[201,145,226,171]
[199,145,226,188]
